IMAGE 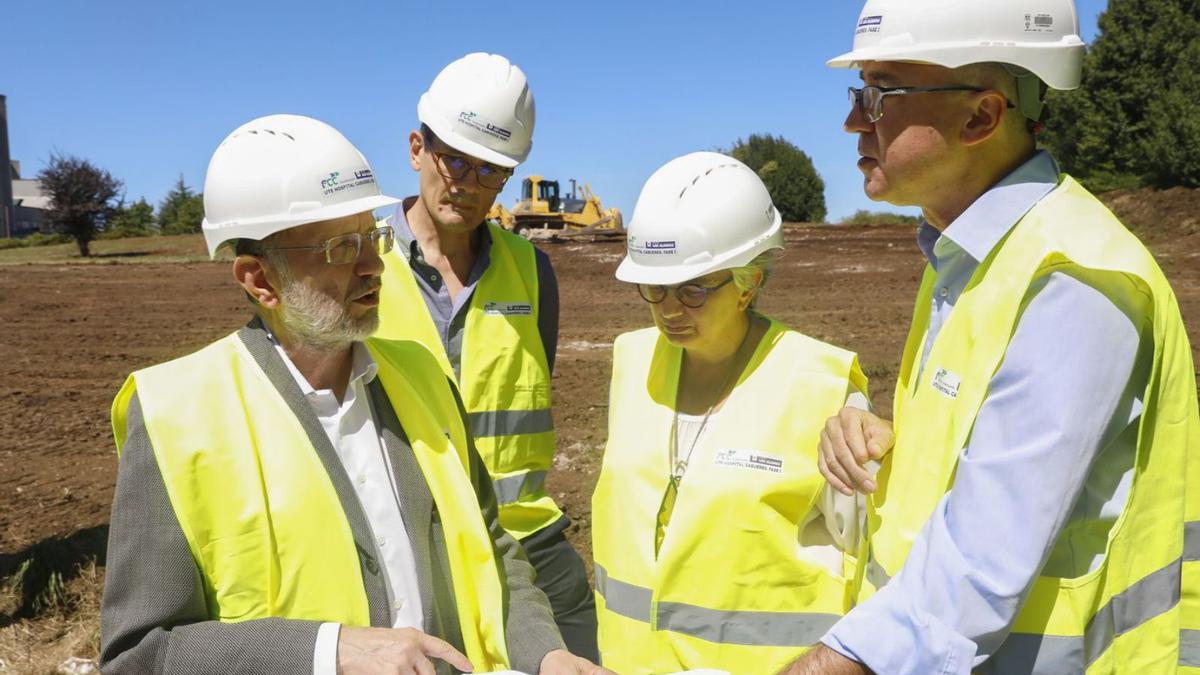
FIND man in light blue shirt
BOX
[783,0,1197,673]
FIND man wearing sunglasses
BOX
[375,53,599,664]
[784,0,1200,673]
[101,114,607,675]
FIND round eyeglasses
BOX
[637,276,734,309]
[848,84,1014,124]
[261,225,395,265]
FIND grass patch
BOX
[839,209,921,227]
[0,561,101,674]
[0,234,225,265]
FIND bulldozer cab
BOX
[522,177,561,213]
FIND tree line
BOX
[33,153,203,257]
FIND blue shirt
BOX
[822,151,1149,674]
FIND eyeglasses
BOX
[261,225,395,265]
[429,149,513,190]
[637,276,734,308]
[848,85,1015,124]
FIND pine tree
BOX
[159,175,205,234]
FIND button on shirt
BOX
[822,151,1149,674]
[266,339,425,674]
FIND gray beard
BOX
[276,278,379,353]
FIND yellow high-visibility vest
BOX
[862,175,1200,673]
[376,222,560,541]
[110,334,510,670]
[592,319,868,674]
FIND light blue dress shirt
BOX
[821,151,1150,674]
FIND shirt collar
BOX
[266,327,378,398]
[389,196,492,268]
[919,150,1060,266]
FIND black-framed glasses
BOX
[848,85,1015,123]
[429,149,513,190]
[262,225,395,265]
[637,276,734,308]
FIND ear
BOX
[409,130,424,172]
[736,271,763,311]
[960,90,1009,147]
[233,255,281,309]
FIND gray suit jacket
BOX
[100,320,564,674]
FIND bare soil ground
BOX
[1,187,1198,672]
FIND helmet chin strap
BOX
[1003,63,1048,122]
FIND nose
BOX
[355,237,385,278]
[657,292,687,319]
[844,95,873,134]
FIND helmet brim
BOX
[827,41,1084,90]
[203,193,402,259]
[615,228,784,286]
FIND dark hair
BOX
[234,238,265,257]
[420,123,437,146]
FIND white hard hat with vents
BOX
[417,52,535,169]
[616,152,784,286]
[828,0,1086,120]
[201,114,400,259]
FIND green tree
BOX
[1040,0,1200,189]
[107,197,157,237]
[37,153,122,257]
[727,134,827,223]
[159,175,205,234]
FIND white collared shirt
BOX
[267,338,425,673]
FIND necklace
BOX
[669,317,759,486]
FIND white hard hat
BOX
[616,152,784,286]
[201,114,400,259]
[417,52,535,168]
[828,0,1086,91]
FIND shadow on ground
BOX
[0,525,108,626]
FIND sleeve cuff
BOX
[312,622,341,675]
[821,583,976,675]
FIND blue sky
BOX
[4,1,1110,222]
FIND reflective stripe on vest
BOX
[594,564,841,647]
[865,175,1200,674]
[592,320,868,674]
[492,469,547,506]
[110,332,511,670]
[376,222,560,540]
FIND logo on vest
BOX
[483,302,533,316]
[714,449,784,474]
[931,367,961,399]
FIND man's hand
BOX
[819,407,895,496]
[336,626,473,675]
[778,644,871,674]
[538,648,616,674]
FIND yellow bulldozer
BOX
[488,176,623,241]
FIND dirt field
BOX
[1,192,1198,671]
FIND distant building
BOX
[10,160,49,235]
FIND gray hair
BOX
[729,249,780,309]
[234,236,291,306]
